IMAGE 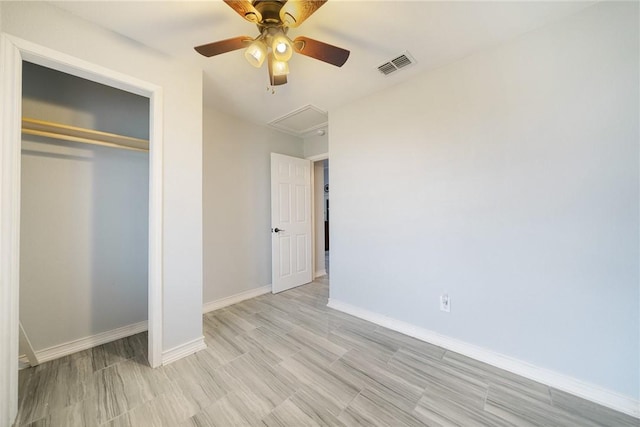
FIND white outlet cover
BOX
[440,294,450,312]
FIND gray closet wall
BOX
[20,62,150,351]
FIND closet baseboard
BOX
[20,284,274,367]
[20,321,148,365]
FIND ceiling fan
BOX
[194,0,350,86]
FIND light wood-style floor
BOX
[15,277,637,426]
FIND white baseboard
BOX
[161,336,207,365]
[18,356,30,369]
[23,320,148,365]
[327,299,640,419]
[203,285,272,314]
[314,269,327,278]
[18,285,273,368]
[24,321,206,368]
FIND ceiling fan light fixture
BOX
[244,40,267,67]
[272,59,290,76]
[197,0,349,87]
[272,33,293,62]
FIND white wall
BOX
[304,132,328,158]
[330,1,638,401]
[20,63,149,351]
[203,108,303,304]
[2,1,203,352]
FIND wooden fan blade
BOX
[268,53,288,86]
[293,36,349,67]
[194,36,251,57]
[280,0,327,28]
[223,0,262,23]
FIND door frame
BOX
[0,33,164,425]
[306,153,328,281]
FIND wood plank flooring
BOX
[15,277,638,426]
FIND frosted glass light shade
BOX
[272,59,289,76]
[244,41,267,67]
[272,34,293,62]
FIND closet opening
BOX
[19,62,151,368]
[1,35,164,424]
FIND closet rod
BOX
[22,118,149,152]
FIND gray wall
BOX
[203,108,303,304]
[330,1,638,399]
[22,62,149,139]
[20,63,149,351]
[3,1,204,353]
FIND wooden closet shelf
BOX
[21,118,149,152]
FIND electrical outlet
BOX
[440,294,450,313]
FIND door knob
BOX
[274,227,285,233]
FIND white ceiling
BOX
[52,1,594,129]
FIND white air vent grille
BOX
[377,51,416,76]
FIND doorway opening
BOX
[312,158,329,278]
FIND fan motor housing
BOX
[253,0,286,27]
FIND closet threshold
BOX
[22,118,149,152]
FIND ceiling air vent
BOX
[377,51,416,76]
[268,105,328,137]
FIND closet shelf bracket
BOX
[22,118,149,152]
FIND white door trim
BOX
[0,33,23,427]
[308,154,328,281]
[306,153,328,162]
[0,33,164,427]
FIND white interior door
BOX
[271,153,313,293]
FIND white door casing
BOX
[271,153,312,293]
[0,33,164,427]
